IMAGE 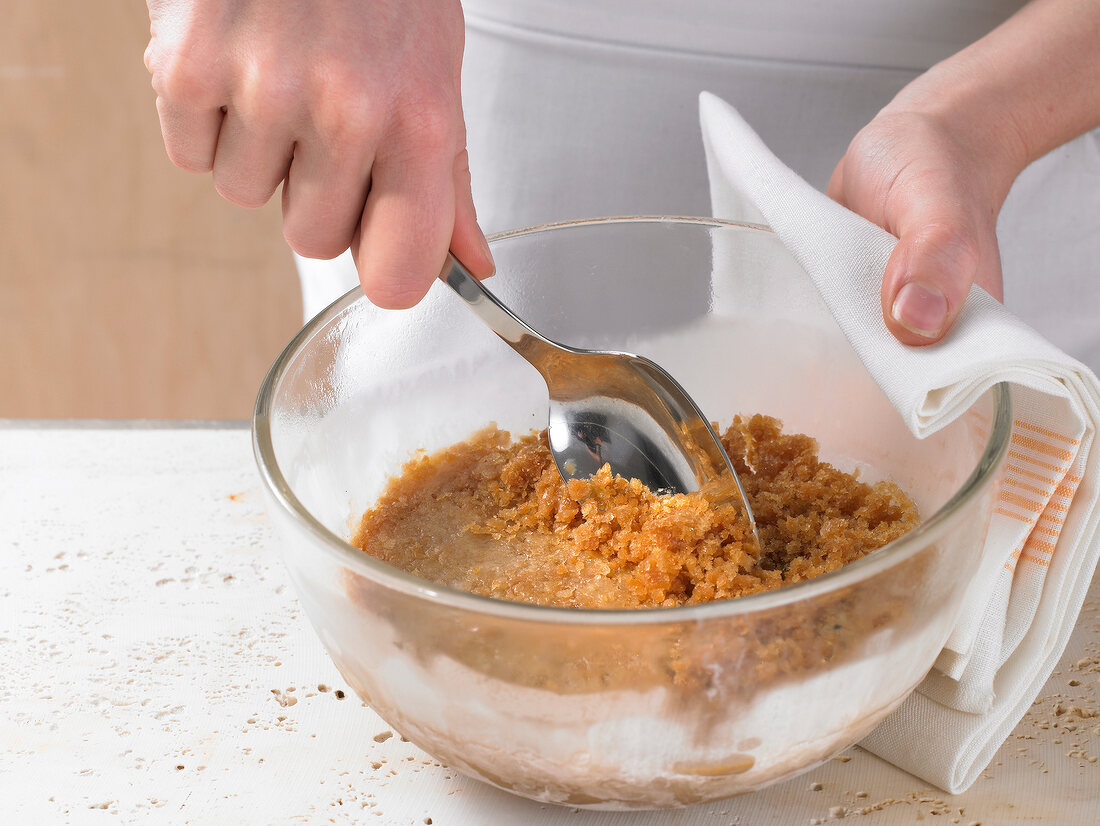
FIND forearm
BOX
[887,0,1100,195]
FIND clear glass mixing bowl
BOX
[253,217,1010,809]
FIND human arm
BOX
[143,0,494,309]
[828,0,1100,345]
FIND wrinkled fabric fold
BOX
[701,91,1100,793]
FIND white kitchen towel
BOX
[700,91,1100,793]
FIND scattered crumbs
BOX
[175,765,184,771]
[832,755,851,763]
[335,690,346,700]
[854,791,868,799]
[809,782,823,791]
[1069,679,1081,687]
[318,684,330,693]
[271,689,298,708]
[1055,703,1097,720]
[371,762,383,770]
[829,806,846,818]
[229,492,245,502]
[425,819,433,825]
[373,731,393,743]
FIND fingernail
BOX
[477,225,496,273]
[891,281,948,339]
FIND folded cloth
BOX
[700,91,1100,794]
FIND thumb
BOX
[882,211,995,346]
[448,144,494,278]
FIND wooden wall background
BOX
[0,1,302,419]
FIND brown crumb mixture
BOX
[353,414,918,609]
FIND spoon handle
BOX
[439,254,564,368]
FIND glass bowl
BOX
[253,217,1010,810]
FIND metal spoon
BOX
[439,253,759,546]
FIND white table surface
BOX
[2,423,1098,825]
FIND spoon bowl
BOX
[439,253,758,542]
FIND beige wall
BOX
[0,1,302,419]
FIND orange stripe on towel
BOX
[994,507,1036,525]
[1006,450,1069,475]
[1038,512,1065,529]
[1055,482,1081,499]
[1005,477,1054,498]
[1014,419,1080,445]
[1007,463,1059,484]
[1004,541,1026,572]
[1011,433,1075,462]
[999,491,1045,513]
[1024,537,1057,556]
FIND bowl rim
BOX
[253,215,1012,625]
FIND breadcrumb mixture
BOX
[353,414,918,609]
